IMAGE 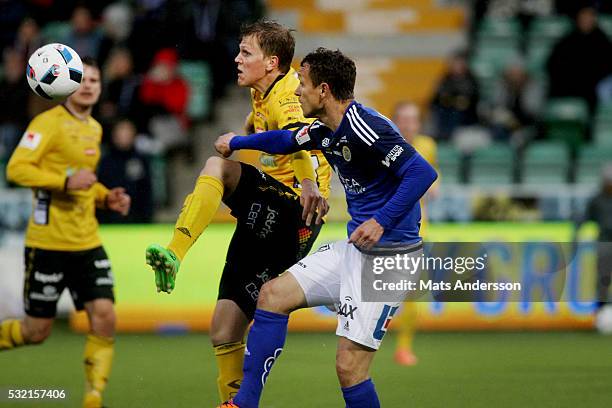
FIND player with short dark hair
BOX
[0,57,131,408]
[213,47,437,408]
[145,21,331,402]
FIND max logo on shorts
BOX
[338,296,358,320]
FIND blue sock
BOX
[342,378,381,408]
[233,309,289,408]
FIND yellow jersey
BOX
[248,67,331,198]
[7,105,108,251]
[412,134,438,238]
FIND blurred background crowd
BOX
[1,0,611,226]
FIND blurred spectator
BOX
[136,48,189,153]
[13,18,43,63]
[484,60,542,142]
[98,2,134,67]
[473,0,552,28]
[100,47,141,124]
[0,0,27,50]
[62,5,103,60]
[585,164,612,311]
[431,51,480,140]
[0,48,30,160]
[547,6,612,110]
[97,119,153,223]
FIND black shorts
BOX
[23,246,115,318]
[219,163,323,319]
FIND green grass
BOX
[1,322,611,407]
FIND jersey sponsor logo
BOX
[295,126,311,145]
[342,146,352,162]
[373,304,399,341]
[278,96,295,107]
[96,277,114,286]
[337,168,366,194]
[382,145,404,167]
[246,202,262,230]
[94,259,111,269]
[34,271,63,283]
[258,206,278,238]
[261,348,283,386]
[19,131,42,150]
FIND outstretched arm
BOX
[215,130,304,157]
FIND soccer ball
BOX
[26,43,83,100]
[595,304,612,335]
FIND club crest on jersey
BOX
[322,138,331,147]
[342,146,352,162]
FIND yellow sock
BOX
[214,341,245,402]
[167,175,224,261]
[0,320,25,350]
[84,334,114,397]
[396,302,418,351]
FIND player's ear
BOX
[320,82,330,98]
[267,55,280,72]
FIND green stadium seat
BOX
[149,154,167,207]
[544,98,589,150]
[178,61,212,120]
[526,41,553,77]
[469,143,515,185]
[598,14,612,39]
[593,123,612,146]
[575,144,612,184]
[476,18,521,49]
[527,16,572,44]
[471,44,521,102]
[594,101,612,128]
[437,143,462,185]
[522,141,570,184]
[41,22,71,42]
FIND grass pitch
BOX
[1,322,611,407]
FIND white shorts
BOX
[288,239,423,350]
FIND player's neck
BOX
[64,100,92,121]
[321,99,353,131]
[252,70,284,95]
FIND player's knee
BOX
[209,324,241,346]
[201,156,224,177]
[257,280,294,314]
[90,303,116,337]
[24,322,52,345]
[336,351,367,387]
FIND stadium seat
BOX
[527,15,572,45]
[0,159,5,189]
[41,22,71,42]
[593,123,612,146]
[598,14,612,39]
[178,61,212,120]
[594,101,612,128]
[475,17,521,48]
[149,154,168,207]
[471,44,521,102]
[544,98,589,150]
[522,141,570,184]
[436,143,462,184]
[575,144,612,185]
[526,41,553,78]
[469,143,515,185]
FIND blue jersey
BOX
[293,101,423,243]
